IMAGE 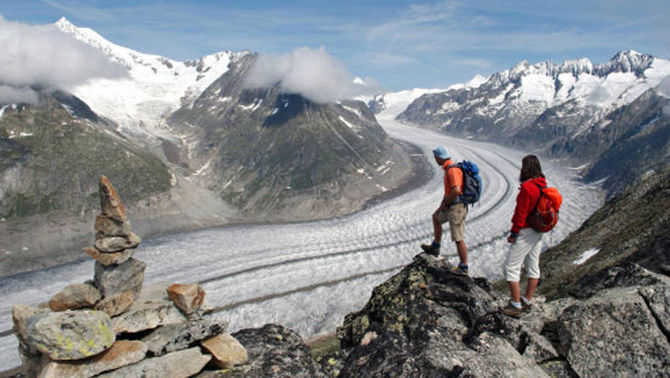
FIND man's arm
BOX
[440,185,462,209]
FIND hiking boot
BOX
[421,243,440,257]
[501,302,523,318]
[521,301,533,312]
[451,263,468,276]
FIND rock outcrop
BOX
[330,253,670,377]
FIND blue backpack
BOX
[448,161,482,205]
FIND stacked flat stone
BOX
[11,176,249,378]
[87,175,145,310]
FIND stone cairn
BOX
[12,176,248,377]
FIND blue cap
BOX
[433,146,449,159]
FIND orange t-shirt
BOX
[442,159,463,197]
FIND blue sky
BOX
[1,0,669,91]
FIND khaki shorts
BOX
[436,203,467,242]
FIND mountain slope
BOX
[168,54,415,221]
[539,165,670,299]
[0,91,173,274]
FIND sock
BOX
[510,301,522,309]
[431,240,440,248]
[521,296,532,305]
[458,262,468,269]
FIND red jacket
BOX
[510,177,547,235]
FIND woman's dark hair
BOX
[519,155,544,182]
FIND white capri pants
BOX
[503,228,543,282]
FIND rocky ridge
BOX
[396,50,670,196]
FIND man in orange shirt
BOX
[421,146,469,275]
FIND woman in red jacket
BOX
[502,155,546,318]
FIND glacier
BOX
[0,117,603,372]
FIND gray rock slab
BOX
[94,290,135,317]
[38,340,147,378]
[639,284,670,335]
[200,333,248,369]
[94,214,132,237]
[112,282,187,334]
[141,319,226,356]
[95,233,141,253]
[94,258,145,299]
[95,347,211,378]
[84,246,136,266]
[48,283,101,311]
[559,287,670,377]
[521,330,560,363]
[26,310,115,361]
[460,332,550,377]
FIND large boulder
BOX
[12,304,48,344]
[335,254,560,377]
[558,286,670,377]
[337,254,498,348]
[226,324,325,377]
[25,310,115,361]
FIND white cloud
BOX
[455,58,494,70]
[656,75,670,118]
[0,85,39,105]
[0,15,127,104]
[658,75,670,97]
[244,47,375,104]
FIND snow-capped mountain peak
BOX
[55,16,76,32]
[53,18,247,140]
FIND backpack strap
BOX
[531,183,545,213]
[446,164,463,205]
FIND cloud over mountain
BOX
[0,15,127,104]
[244,47,376,104]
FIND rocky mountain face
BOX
[0,92,172,275]
[539,165,670,300]
[167,54,414,221]
[397,51,670,196]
